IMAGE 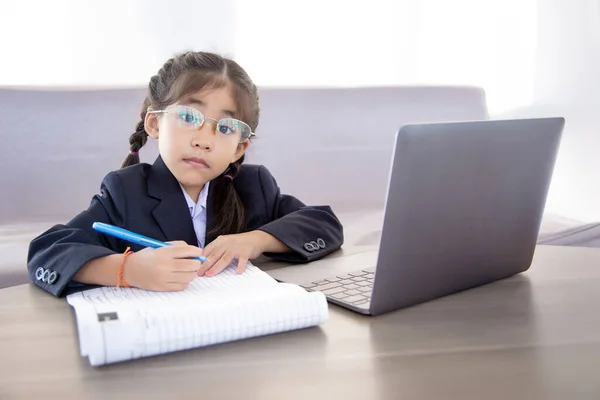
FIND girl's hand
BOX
[124,241,205,292]
[198,231,288,277]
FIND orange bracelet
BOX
[116,246,134,288]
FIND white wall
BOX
[0,0,236,86]
[498,0,600,222]
[1,0,536,115]
[234,0,536,114]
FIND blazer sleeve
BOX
[255,165,344,262]
[27,172,128,297]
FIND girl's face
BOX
[145,84,249,201]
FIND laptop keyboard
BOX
[300,267,375,307]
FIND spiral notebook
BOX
[66,263,329,366]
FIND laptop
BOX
[267,118,565,316]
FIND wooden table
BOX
[1,245,600,399]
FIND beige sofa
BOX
[0,85,582,289]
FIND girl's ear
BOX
[231,141,249,163]
[144,111,160,139]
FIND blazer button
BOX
[304,242,315,252]
[35,267,45,281]
[317,238,326,248]
[310,241,319,250]
[48,271,59,285]
[42,269,51,283]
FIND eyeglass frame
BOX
[147,105,256,142]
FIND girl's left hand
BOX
[198,230,285,277]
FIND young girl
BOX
[27,51,344,297]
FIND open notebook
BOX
[66,263,329,366]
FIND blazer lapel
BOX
[147,156,198,246]
[205,183,218,245]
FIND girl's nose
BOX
[191,120,216,149]
[192,138,212,150]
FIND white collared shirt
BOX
[179,182,210,248]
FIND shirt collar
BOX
[180,181,210,218]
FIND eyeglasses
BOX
[148,105,255,142]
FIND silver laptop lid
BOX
[370,118,565,315]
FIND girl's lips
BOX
[184,157,209,168]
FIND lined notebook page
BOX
[67,263,328,366]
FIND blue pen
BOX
[92,222,208,262]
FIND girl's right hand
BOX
[123,241,205,292]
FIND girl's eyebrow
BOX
[184,97,237,118]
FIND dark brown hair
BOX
[121,51,259,237]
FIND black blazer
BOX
[27,157,344,297]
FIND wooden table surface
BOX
[1,245,600,399]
